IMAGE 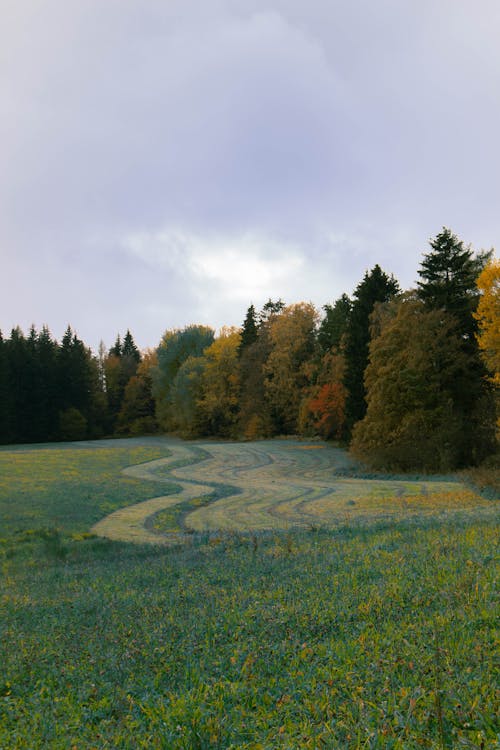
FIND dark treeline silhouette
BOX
[2,229,498,470]
[0,326,156,444]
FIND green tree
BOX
[317,294,351,353]
[259,298,285,325]
[351,297,472,471]
[117,350,158,435]
[6,327,32,443]
[32,326,59,442]
[153,325,215,432]
[417,227,491,337]
[104,330,142,432]
[238,304,258,356]
[417,229,495,462]
[57,327,104,440]
[343,265,400,436]
[0,331,9,443]
[238,327,274,439]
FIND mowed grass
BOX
[0,438,178,543]
[0,438,498,749]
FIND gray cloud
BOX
[1,1,499,351]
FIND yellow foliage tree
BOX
[197,327,241,437]
[474,258,500,386]
[264,303,318,434]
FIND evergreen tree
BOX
[122,330,141,363]
[417,227,491,337]
[238,304,258,356]
[0,331,10,443]
[57,327,101,439]
[109,335,122,357]
[351,296,472,471]
[259,298,285,325]
[343,265,400,436]
[417,229,496,463]
[238,328,274,439]
[317,294,352,353]
[104,330,141,432]
[32,326,59,441]
[6,327,32,443]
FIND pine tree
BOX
[259,298,285,325]
[343,265,399,436]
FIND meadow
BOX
[0,437,498,749]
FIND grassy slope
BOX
[0,438,498,749]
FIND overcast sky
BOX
[2,0,499,352]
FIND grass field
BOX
[0,437,498,748]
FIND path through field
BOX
[91,439,485,543]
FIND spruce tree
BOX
[343,265,400,436]
[318,294,352,353]
[7,327,32,443]
[417,227,491,337]
[122,330,141,363]
[238,304,258,356]
[417,229,496,463]
[0,331,10,443]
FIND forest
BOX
[1,228,498,472]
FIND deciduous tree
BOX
[153,325,214,432]
[474,258,500,386]
[197,328,241,437]
[264,302,318,434]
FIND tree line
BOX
[2,228,498,471]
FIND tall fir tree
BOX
[0,331,10,443]
[6,327,32,443]
[417,229,495,463]
[417,227,491,337]
[317,294,352,353]
[238,304,258,356]
[104,330,141,432]
[343,265,399,437]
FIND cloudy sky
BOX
[2,0,499,352]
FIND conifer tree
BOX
[343,265,399,436]
[417,229,495,463]
[238,304,258,356]
[417,227,491,337]
[318,294,352,353]
[0,331,10,443]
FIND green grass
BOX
[0,438,498,748]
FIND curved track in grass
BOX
[91,438,487,544]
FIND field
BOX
[0,437,498,748]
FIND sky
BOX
[2,0,499,353]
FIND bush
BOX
[59,407,87,441]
